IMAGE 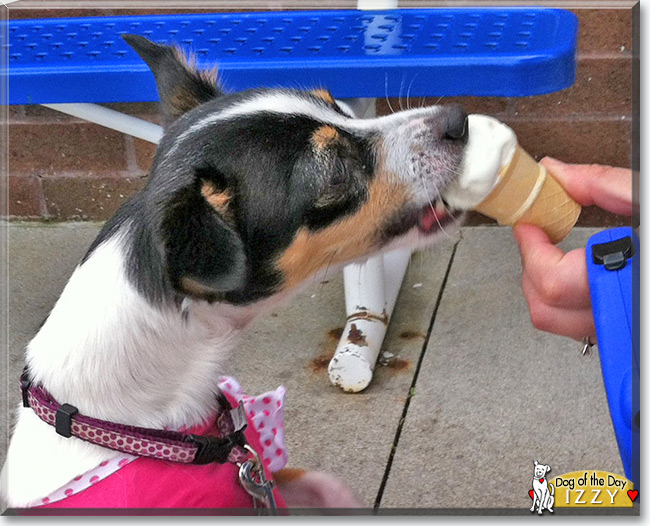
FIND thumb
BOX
[513,224,564,270]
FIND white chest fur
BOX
[1,233,240,507]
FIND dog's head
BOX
[115,35,468,306]
[533,461,551,479]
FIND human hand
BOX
[513,157,633,340]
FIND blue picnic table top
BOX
[3,8,578,105]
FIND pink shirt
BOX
[29,377,288,510]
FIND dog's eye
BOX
[322,158,351,194]
[306,185,355,230]
[329,171,346,189]
[316,184,346,209]
[309,159,348,208]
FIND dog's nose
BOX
[444,105,468,141]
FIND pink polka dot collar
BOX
[29,377,288,507]
[21,367,268,465]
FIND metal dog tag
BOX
[238,444,277,515]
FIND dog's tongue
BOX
[420,208,437,231]
[418,206,443,232]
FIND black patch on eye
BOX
[82,88,384,307]
[304,193,364,231]
[303,135,374,231]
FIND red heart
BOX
[539,478,544,483]
[628,489,638,502]
[529,489,534,499]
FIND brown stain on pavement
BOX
[309,327,343,372]
[382,357,411,371]
[399,330,426,341]
[328,327,344,341]
[309,347,335,373]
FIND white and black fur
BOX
[1,34,468,508]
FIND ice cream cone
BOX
[474,145,581,244]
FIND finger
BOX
[521,272,591,316]
[520,271,538,311]
[522,291,596,341]
[520,251,591,310]
[515,225,591,309]
[540,157,633,216]
[539,307,595,341]
[514,223,563,269]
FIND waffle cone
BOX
[474,146,581,244]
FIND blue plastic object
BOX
[586,227,640,487]
[2,8,578,105]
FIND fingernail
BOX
[541,156,565,166]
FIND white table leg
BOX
[42,103,162,144]
[329,248,412,392]
[329,91,412,392]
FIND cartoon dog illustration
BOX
[530,460,555,514]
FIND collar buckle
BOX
[20,366,32,408]
[190,429,247,465]
[191,401,248,465]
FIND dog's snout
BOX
[443,105,468,141]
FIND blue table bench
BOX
[3,7,579,392]
[6,8,577,104]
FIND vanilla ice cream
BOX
[442,114,517,210]
[443,114,581,244]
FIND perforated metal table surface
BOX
[3,8,578,105]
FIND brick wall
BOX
[7,2,636,226]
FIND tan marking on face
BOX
[200,182,232,214]
[311,88,335,104]
[311,125,339,150]
[276,176,410,289]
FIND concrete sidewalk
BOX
[2,223,623,512]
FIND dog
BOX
[530,460,554,514]
[1,34,468,511]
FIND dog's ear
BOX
[534,460,539,466]
[545,465,551,474]
[162,177,247,298]
[123,34,222,124]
